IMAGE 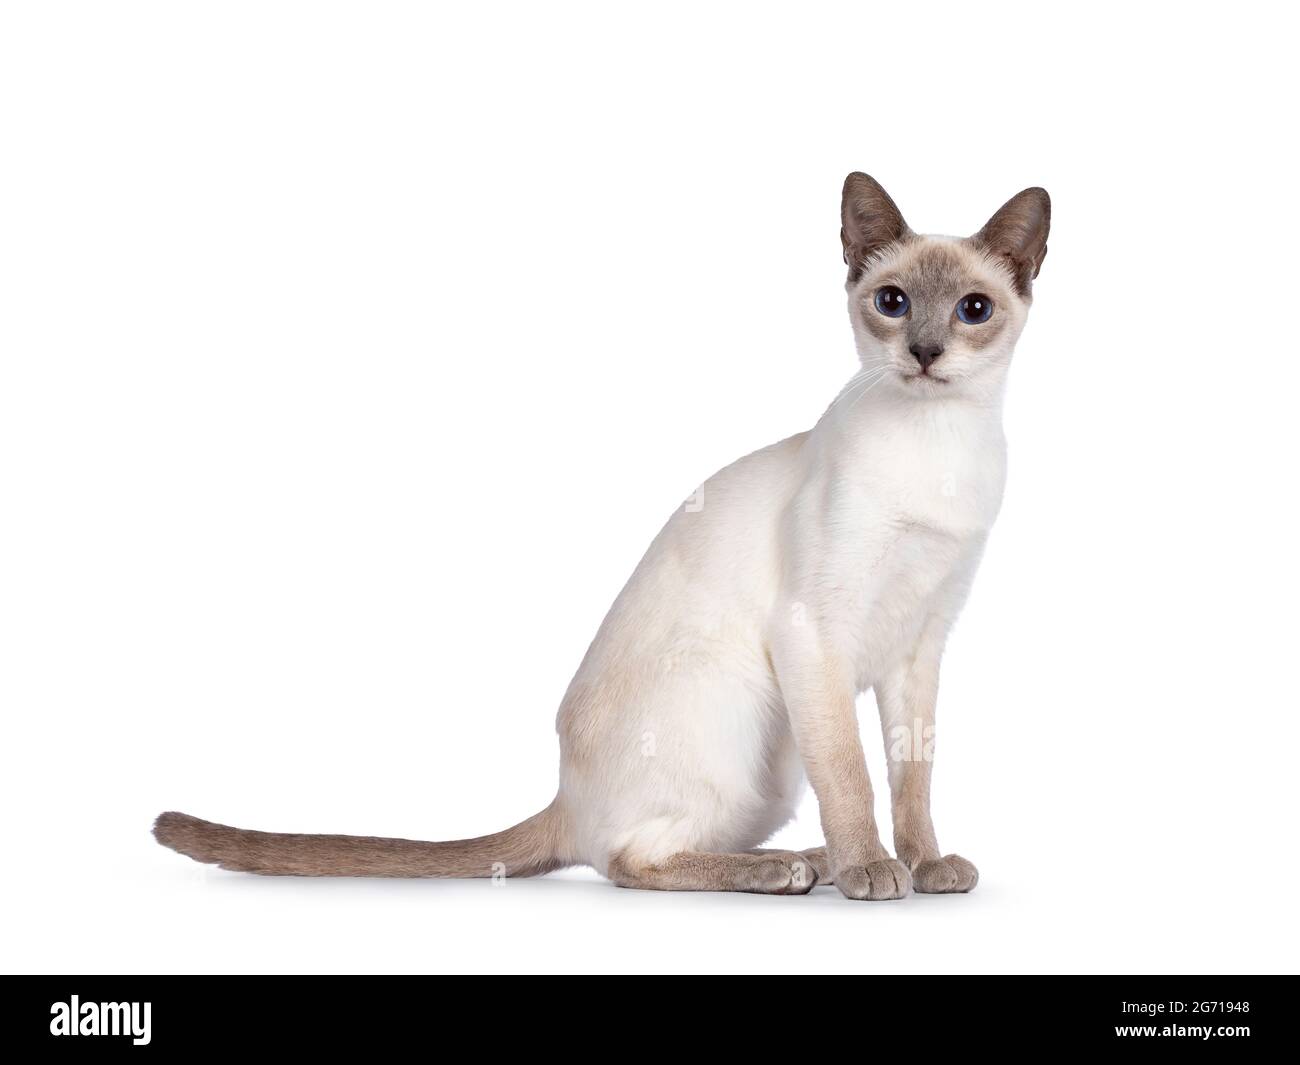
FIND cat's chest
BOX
[829,514,986,685]
[839,413,1007,540]
[808,409,1005,673]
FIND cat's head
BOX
[840,173,1049,400]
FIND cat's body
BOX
[562,389,1005,874]
[156,174,1049,900]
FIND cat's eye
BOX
[956,293,993,324]
[874,286,909,317]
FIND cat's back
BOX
[590,429,810,649]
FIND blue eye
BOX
[874,286,909,317]
[956,293,993,324]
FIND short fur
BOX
[156,174,1049,900]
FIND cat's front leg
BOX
[874,619,978,894]
[773,647,911,901]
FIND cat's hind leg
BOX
[608,849,817,895]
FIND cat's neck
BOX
[820,368,1007,443]
[811,368,1009,535]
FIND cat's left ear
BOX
[972,188,1051,296]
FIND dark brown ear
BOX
[841,172,910,282]
[972,187,1050,296]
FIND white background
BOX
[3,1,1297,975]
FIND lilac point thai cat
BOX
[156,173,1050,900]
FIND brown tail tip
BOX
[153,810,217,860]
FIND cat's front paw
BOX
[833,859,911,900]
[912,854,978,893]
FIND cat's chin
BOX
[901,371,952,389]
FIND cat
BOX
[155,173,1049,900]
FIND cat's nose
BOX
[910,342,944,370]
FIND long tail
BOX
[153,804,568,878]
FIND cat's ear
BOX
[841,172,910,282]
[972,187,1050,296]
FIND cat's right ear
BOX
[840,172,910,283]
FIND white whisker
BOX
[848,369,897,410]
[824,363,894,416]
